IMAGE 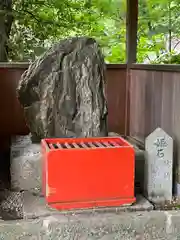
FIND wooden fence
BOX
[129,64,180,181]
[129,64,180,144]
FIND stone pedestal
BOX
[144,127,173,203]
[10,135,42,195]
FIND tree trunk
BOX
[0,0,13,62]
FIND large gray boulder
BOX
[17,37,108,141]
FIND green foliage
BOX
[151,52,180,64]
[4,0,180,63]
[138,0,180,63]
[7,0,127,62]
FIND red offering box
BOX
[41,137,135,210]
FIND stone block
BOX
[0,211,177,240]
[23,192,153,220]
[1,193,180,239]
[10,135,42,195]
[11,135,32,149]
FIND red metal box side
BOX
[41,139,50,196]
[43,145,135,210]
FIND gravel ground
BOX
[0,190,23,220]
[0,144,24,220]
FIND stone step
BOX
[0,189,153,219]
[1,190,180,239]
[0,205,180,239]
[22,193,153,220]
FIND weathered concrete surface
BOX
[23,193,153,220]
[1,210,180,239]
[11,142,42,195]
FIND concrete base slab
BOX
[1,210,180,239]
[23,193,153,219]
[153,197,180,210]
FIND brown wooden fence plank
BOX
[130,70,146,142]
[129,69,180,145]
[172,73,180,183]
[161,72,174,136]
[106,68,127,134]
[150,71,163,132]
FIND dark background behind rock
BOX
[17,37,108,141]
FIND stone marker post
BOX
[144,127,173,203]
